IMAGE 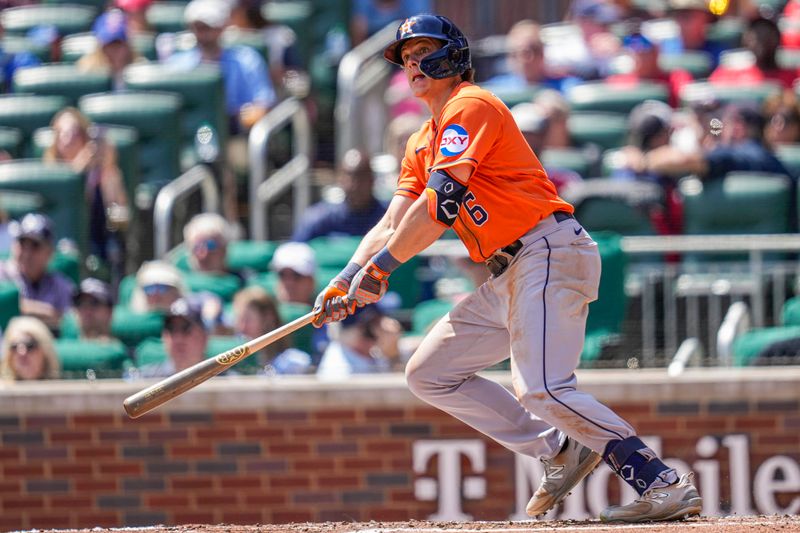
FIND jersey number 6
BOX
[464,191,488,226]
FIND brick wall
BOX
[1,369,799,531]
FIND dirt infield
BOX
[28,515,800,533]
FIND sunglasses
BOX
[164,321,195,335]
[18,238,45,250]
[193,238,221,253]
[143,284,174,296]
[10,340,38,352]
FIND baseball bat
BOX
[123,311,315,419]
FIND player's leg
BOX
[505,220,700,521]
[405,283,562,460]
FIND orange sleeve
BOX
[431,97,504,177]
[395,128,427,199]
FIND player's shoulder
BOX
[443,83,508,117]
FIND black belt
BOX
[485,211,574,277]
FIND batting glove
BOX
[347,246,403,309]
[312,262,361,328]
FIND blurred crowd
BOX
[2,0,800,380]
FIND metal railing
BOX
[335,22,398,165]
[248,97,312,241]
[153,164,219,258]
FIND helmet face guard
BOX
[383,15,471,80]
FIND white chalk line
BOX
[346,518,790,533]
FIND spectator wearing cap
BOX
[231,286,312,374]
[291,149,387,242]
[607,33,693,107]
[270,242,317,306]
[483,20,580,95]
[0,20,40,93]
[77,10,142,90]
[660,0,725,68]
[510,102,583,192]
[167,0,276,135]
[72,278,116,341]
[130,260,185,313]
[137,297,208,378]
[0,214,75,330]
[709,17,798,89]
[316,306,402,379]
[0,316,60,381]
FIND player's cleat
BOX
[599,472,702,523]
[526,437,602,517]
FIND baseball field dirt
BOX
[26,515,800,533]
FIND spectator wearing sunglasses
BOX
[72,278,117,341]
[184,213,239,277]
[0,213,75,331]
[137,297,208,378]
[0,316,60,381]
[129,260,185,314]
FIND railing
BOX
[421,234,800,367]
[152,164,219,258]
[248,97,312,241]
[335,21,398,164]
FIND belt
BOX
[485,211,574,277]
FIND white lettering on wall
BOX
[412,434,800,521]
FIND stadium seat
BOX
[171,240,278,273]
[60,31,159,64]
[781,295,800,326]
[79,91,182,187]
[775,143,800,178]
[540,147,593,177]
[0,34,51,62]
[567,112,628,151]
[567,81,669,114]
[122,64,226,164]
[308,235,360,269]
[0,160,87,253]
[277,301,314,355]
[145,2,188,34]
[111,307,165,348]
[55,338,130,378]
[0,281,20,331]
[0,127,23,158]
[13,64,112,106]
[658,50,712,78]
[731,325,800,366]
[491,85,543,108]
[0,190,45,219]
[33,124,141,209]
[134,335,260,371]
[0,4,97,36]
[562,178,661,236]
[777,47,800,69]
[222,27,269,61]
[184,271,243,302]
[411,298,453,335]
[679,81,782,107]
[706,16,744,50]
[0,94,68,156]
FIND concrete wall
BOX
[1,368,798,530]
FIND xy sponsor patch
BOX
[440,124,469,157]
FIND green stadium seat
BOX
[777,47,800,69]
[79,91,182,187]
[0,190,45,218]
[0,160,87,253]
[492,85,543,108]
[540,148,593,177]
[567,81,669,114]
[0,4,97,36]
[1,35,51,62]
[775,143,800,178]
[706,16,744,50]
[222,27,269,61]
[658,50,712,78]
[146,2,188,34]
[0,94,68,156]
[411,298,453,335]
[585,232,628,355]
[680,81,782,107]
[13,64,112,106]
[0,281,20,330]
[781,296,800,326]
[55,338,129,378]
[278,301,314,354]
[171,240,278,273]
[122,64,226,166]
[564,179,661,236]
[0,127,23,158]
[568,112,628,151]
[58,32,158,64]
[32,124,140,209]
[110,307,165,348]
[308,235,360,268]
[184,271,243,302]
[731,325,800,366]
[134,335,260,371]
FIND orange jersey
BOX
[396,82,574,262]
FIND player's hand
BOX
[312,278,351,328]
[347,261,390,308]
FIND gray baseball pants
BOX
[405,213,636,460]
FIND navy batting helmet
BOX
[382,15,471,80]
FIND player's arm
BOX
[346,163,473,308]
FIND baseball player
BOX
[312,15,702,522]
